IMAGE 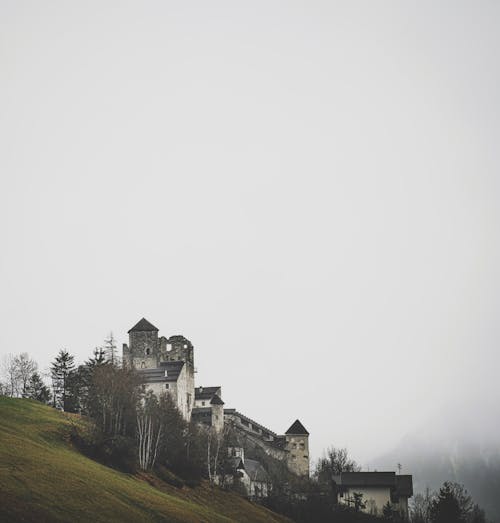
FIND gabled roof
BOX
[139,361,184,382]
[210,394,225,405]
[339,472,396,487]
[244,459,270,483]
[128,318,159,333]
[195,386,221,400]
[285,419,309,435]
[228,457,244,470]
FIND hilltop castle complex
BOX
[122,317,310,477]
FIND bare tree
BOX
[2,354,20,397]
[315,447,361,480]
[136,393,163,471]
[14,353,38,397]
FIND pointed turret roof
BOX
[210,394,225,406]
[285,419,309,435]
[128,317,159,333]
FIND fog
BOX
[1,1,499,464]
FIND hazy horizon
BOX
[1,1,499,466]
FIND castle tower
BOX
[123,317,159,369]
[210,394,225,432]
[284,419,310,477]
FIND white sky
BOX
[1,1,499,464]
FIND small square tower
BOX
[285,419,310,477]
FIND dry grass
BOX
[0,397,290,523]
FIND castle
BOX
[123,317,310,477]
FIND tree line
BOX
[0,349,491,523]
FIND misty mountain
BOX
[371,402,500,522]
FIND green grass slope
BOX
[0,397,290,523]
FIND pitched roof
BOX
[195,386,221,400]
[128,318,159,333]
[138,361,184,383]
[210,394,225,405]
[285,419,309,435]
[227,457,244,470]
[339,472,396,487]
[244,459,270,483]
[224,409,278,438]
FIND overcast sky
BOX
[1,1,499,465]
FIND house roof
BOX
[285,419,309,435]
[339,472,396,487]
[224,409,278,438]
[210,394,225,405]
[138,361,184,383]
[244,459,270,483]
[195,386,221,400]
[228,457,244,470]
[128,318,159,333]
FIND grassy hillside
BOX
[0,397,290,523]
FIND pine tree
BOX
[50,349,75,411]
[103,332,117,365]
[430,482,466,523]
[25,372,51,403]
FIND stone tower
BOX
[123,317,159,369]
[284,419,310,477]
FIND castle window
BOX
[183,344,188,349]
[202,401,205,406]
[146,348,150,355]
[166,344,172,352]
[165,384,169,389]
[141,361,145,368]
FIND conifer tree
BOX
[50,349,75,411]
[25,372,51,403]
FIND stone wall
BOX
[285,434,309,477]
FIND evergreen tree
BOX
[25,372,51,403]
[50,349,75,411]
[430,482,466,523]
[103,332,118,365]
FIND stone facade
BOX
[123,318,195,421]
[123,317,310,478]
